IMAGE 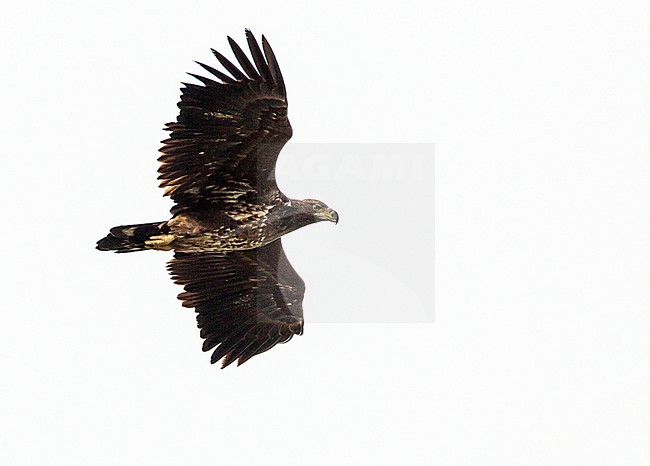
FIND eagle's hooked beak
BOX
[319,208,339,224]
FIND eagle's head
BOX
[283,199,339,225]
[301,199,339,224]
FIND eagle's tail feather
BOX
[96,221,170,253]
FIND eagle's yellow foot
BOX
[145,234,176,250]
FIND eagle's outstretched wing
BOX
[158,30,292,215]
[167,239,305,368]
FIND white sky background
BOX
[1,0,649,465]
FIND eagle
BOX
[97,30,338,368]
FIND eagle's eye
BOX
[312,204,322,211]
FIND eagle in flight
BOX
[97,30,338,368]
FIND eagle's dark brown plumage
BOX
[97,30,337,368]
[169,238,305,368]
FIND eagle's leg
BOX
[145,234,177,250]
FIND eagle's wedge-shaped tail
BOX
[96,221,170,253]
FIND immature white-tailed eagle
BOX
[97,30,338,368]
